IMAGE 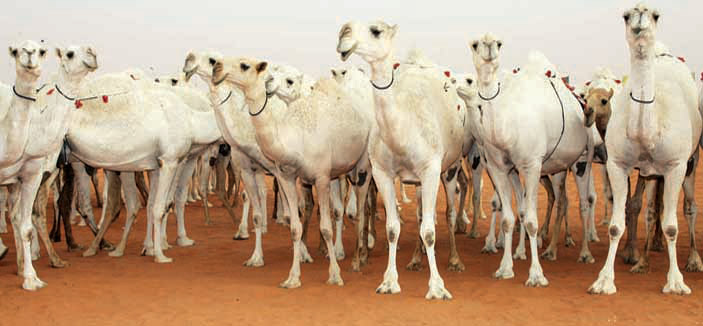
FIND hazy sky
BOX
[2,0,701,86]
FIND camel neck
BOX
[628,44,656,103]
[56,69,83,96]
[0,77,38,166]
[243,80,285,159]
[369,53,395,88]
[476,63,499,100]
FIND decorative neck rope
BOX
[12,85,37,102]
[371,63,399,90]
[478,82,501,101]
[630,91,655,105]
[248,91,275,116]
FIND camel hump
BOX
[523,51,558,77]
[405,49,436,68]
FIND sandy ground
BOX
[2,164,703,326]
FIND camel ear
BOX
[9,46,17,58]
[55,48,62,58]
[256,61,268,74]
[607,88,614,99]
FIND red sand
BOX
[2,165,703,325]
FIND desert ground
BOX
[2,163,703,326]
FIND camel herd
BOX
[1,3,703,299]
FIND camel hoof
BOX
[481,243,498,254]
[425,284,452,300]
[108,249,125,258]
[326,274,344,286]
[299,246,314,264]
[467,230,480,239]
[376,280,401,294]
[630,261,649,274]
[154,255,173,263]
[31,251,40,261]
[525,270,549,287]
[494,267,514,280]
[513,250,527,261]
[685,254,703,272]
[589,232,601,243]
[577,252,595,264]
[50,258,69,268]
[232,232,249,240]
[177,237,195,247]
[447,260,465,272]
[243,255,264,267]
[279,277,301,289]
[663,278,691,295]
[588,275,616,295]
[564,236,576,248]
[82,247,98,258]
[406,261,423,271]
[100,241,115,251]
[540,248,557,261]
[22,275,47,291]
[334,248,345,261]
[141,247,154,257]
[620,247,640,265]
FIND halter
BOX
[478,83,501,101]
[248,91,274,116]
[630,92,655,105]
[217,90,233,106]
[12,85,37,102]
[542,78,566,164]
[55,84,76,101]
[371,68,395,90]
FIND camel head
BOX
[336,21,397,63]
[453,73,479,104]
[469,34,502,84]
[331,66,366,85]
[623,3,660,57]
[212,57,271,96]
[183,50,223,82]
[55,45,98,83]
[584,87,614,140]
[269,64,304,104]
[9,40,48,82]
[155,72,186,86]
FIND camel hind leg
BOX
[83,170,123,257]
[682,151,702,272]
[442,161,465,272]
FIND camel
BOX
[589,4,702,295]
[1,41,98,290]
[337,21,469,299]
[468,33,594,286]
[63,61,224,263]
[212,56,374,288]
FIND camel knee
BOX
[422,230,435,248]
[587,194,595,206]
[664,225,678,239]
[320,226,332,242]
[524,220,538,237]
[608,224,622,238]
[501,216,515,232]
[290,220,302,241]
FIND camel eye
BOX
[209,58,216,66]
[66,51,74,59]
[579,93,585,99]
[331,70,337,77]
[39,49,46,56]
[154,78,160,83]
[240,63,250,71]
[171,79,178,86]
[601,99,608,106]
[623,13,630,22]
[466,78,473,85]
[471,42,478,51]
[286,78,294,86]
[370,27,381,37]
[341,70,347,76]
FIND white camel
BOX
[1,41,97,290]
[589,4,702,295]
[469,33,594,286]
[212,56,374,288]
[337,21,469,299]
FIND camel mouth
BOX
[338,43,357,62]
[183,67,196,82]
[82,61,98,71]
[212,73,228,86]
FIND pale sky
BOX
[2,0,701,86]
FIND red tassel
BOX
[457,105,460,111]
[47,88,54,95]
[677,56,685,63]
[74,100,83,109]
[545,70,552,78]
[512,69,517,74]
[393,63,400,70]
[102,95,109,103]
[700,72,703,81]
[615,79,621,84]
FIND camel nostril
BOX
[632,27,642,35]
